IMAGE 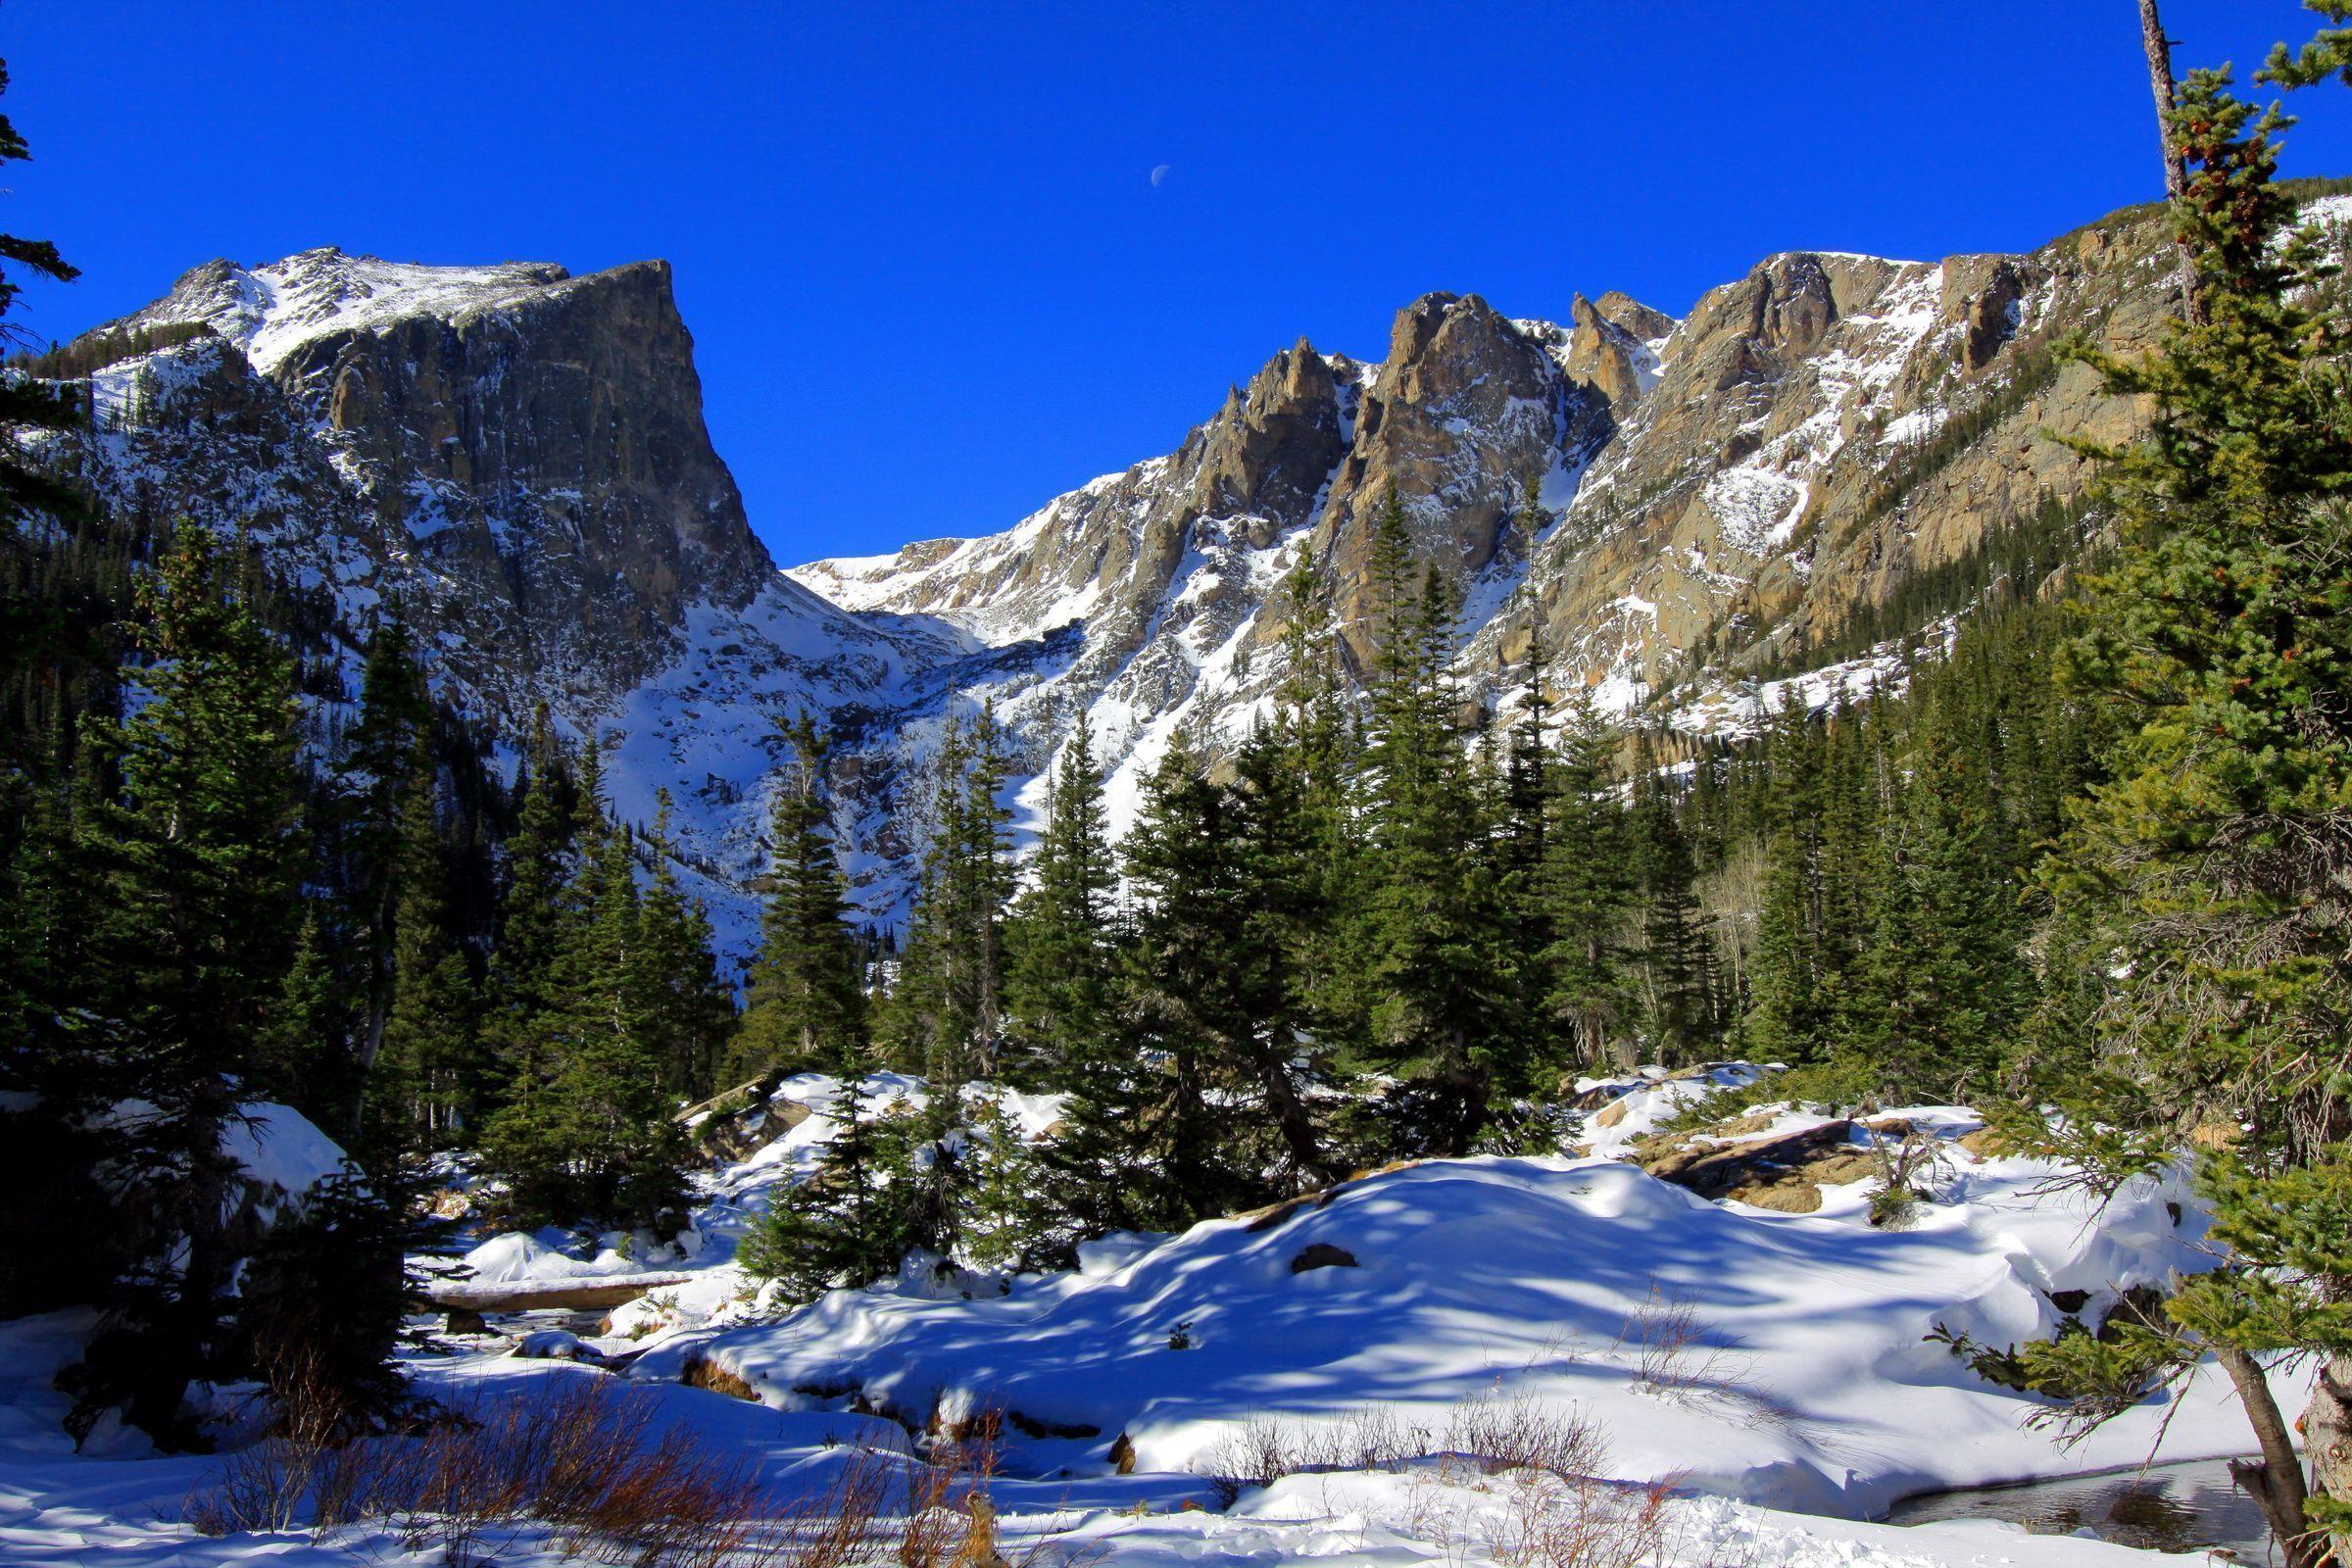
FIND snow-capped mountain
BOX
[30,197,2214,942]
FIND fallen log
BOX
[423,1270,696,1315]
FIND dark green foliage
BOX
[1960,23,2352,1559]
[887,706,1013,1084]
[1537,687,1633,1075]
[477,751,692,1232]
[1358,562,1520,1153]
[737,1071,906,1302]
[365,753,483,1157]
[1003,710,1118,1085]
[1627,740,1711,1061]
[632,793,733,1102]
[736,718,866,1081]
[0,58,83,543]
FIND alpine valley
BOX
[27,187,2281,954]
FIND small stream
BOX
[1886,1458,2275,1558]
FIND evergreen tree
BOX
[632,792,733,1101]
[1538,684,1632,1072]
[1628,739,1709,1063]
[1358,560,1519,1153]
[0,54,85,617]
[481,707,574,1096]
[255,909,340,1119]
[1003,710,1117,1084]
[738,1064,906,1301]
[366,745,481,1158]
[1742,699,1831,1063]
[1992,33,2352,1558]
[737,718,864,1082]
[1099,739,1253,1223]
[61,522,318,1445]
[889,706,1013,1084]
[337,613,433,1129]
[480,761,686,1231]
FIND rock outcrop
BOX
[39,191,2328,934]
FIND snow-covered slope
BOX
[0,1307,2241,1568]
[785,201,2213,904]
[34,193,2221,926]
[636,1128,2267,1519]
[38,249,979,953]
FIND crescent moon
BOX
[1150,165,1170,188]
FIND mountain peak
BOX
[119,249,579,374]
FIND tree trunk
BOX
[1259,1041,1336,1186]
[2305,1351,2352,1568]
[2137,0,2206,323]
[2216,1345,2321,1568]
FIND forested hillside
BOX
[6,9,2352,1568]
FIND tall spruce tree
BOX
[1988,27,2352,1559]
[1628,736,1709,1063]
[62,522,318,1445]
[1358,558,1519,1153]
[365,741,481,1158]
[738,718,866,1082]
[632,792,732,1101]
[480,757,686,1230]
[1004,710,1118,1085]
[336,614,433,1133]
[1539,684,1632,1072]
[890,706,1013,1085]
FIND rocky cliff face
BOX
[37,248,960,954]
[38,194,2310,939]
[793,195,2241,855]
[97,249,783,709]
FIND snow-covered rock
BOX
[638,1139,2274,1519]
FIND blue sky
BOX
[12,2,2352,564]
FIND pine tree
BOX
[481,707,574,1098]
[633,792,733,1101]
[738,718,864,1083]
[0,55,85,612]
[1628,739,1709,1063]
[738,1065,906,1301]
[366,745,481,1158]
[889,706,1013,1085]
[1272,544,1367,1057]
[1742,698,1831,1063]
[1994,32,2352,1559]
[1228,728,1341,1185]
[1101,739,1253,1222]
[1358,561,1519,1153]
[480,763,686,1231]
[1003,710,1117,1085]
[337,613,433,1129]
[1538,684,1632,1072]
[63,521,316,1445]
[255,909,340,1119]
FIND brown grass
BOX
[1195,1392,1680,1568]
[1194,1389,1611,1504]
[192,1371,1101,1568]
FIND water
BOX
[1886,1458,2277,1559]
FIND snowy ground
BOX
[0,1068,2298,1568]
[0,1311,2241,1568]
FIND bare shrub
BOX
[194,1367,1102,1568]
[1479,1472,1681,1568]
[1615,1282,1738,1401]
[1194,1392,1608,1501]
[1442,1390,1607,1481]
[185,1335,378,1537]
[195,1373,783,1568]
[1866,1126,1949,1229]
[1195,1395,1680,1568]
